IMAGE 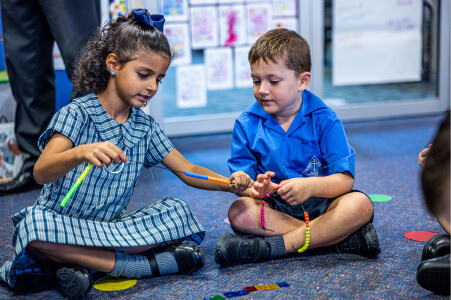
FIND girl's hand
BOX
[278,178,313,206]
[251,171,278,198]
[230,171,254,194]
[80,142,128,168]
[419,144,432,169]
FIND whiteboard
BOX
[332,0,422,86]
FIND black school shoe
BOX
[422,234,450,261]
[145,240,205,275]
[417,254,450,295]
[55,266,93,299]
[214,232,270,267]
[335,223,381,258]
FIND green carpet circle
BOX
[368,194,392,202]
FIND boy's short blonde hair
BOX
[249,28,311,76]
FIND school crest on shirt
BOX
[302,155,324,177]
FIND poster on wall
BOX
[219,5,247,47]
[53,43,65,70]
[190,0,216,5]
[190,6,218,49]
[162,0,189,21]
[164,23,192,65]
[205,48,234,90]
[247,3,272,44]
[332,0,422,86]
[110,0,127,19]
[176,65,207,108]
[272,18,298,31]
[234,46,252,88]
[272,0,297,17]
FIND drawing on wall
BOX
[110,0,127,19]
[234,46,252,88]
[247,3,272,44]
[161,0,189,21]
[205,48,234,90]
[176,65,207,108]
[164,23,192,65]
[333,0,422,86]
[190,0,216,5]
[219,5,247,47]
[53,43,65,70]
[190,6,218,49]
[272,18,298,31]
[219,0,243,4]
[272,0,297,17]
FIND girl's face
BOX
[250,58,310,120]
[113,51,170,109]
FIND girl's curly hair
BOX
[72,10,172,94]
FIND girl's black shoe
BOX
[55,266,93,299]
[422,234,450,261]
[145,240,205,275]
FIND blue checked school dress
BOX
[0,93,205,288]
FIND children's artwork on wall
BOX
[162,0,189,21]
[205,48,234,90]
[52,43,65,70]
[219,0,243,4]
[190,0,216,5]
[246,3,272,44]
[272,0,297,17]
[219,5,247,47]
[110,0,127,19]
[176,65,207,108]
[190,6,218,49]
[272,18,298,32]
[164,23,192,65]
[333,0,422,86]
[234,46,252,88]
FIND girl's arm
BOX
[33,133,127,184]
[161,148,252,196]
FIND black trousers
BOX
[0,0,100,172]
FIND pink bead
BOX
[262,200,266,205]
[261,208,265,212]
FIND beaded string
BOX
[297,205,310,254]
[152,165,233,185]
[262,187,281,229]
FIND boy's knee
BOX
[228,197,260,228]
[352,192,374,222]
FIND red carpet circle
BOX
[404,231,437,242]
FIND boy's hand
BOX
[230,171,254,195]
[80,142,128,168]
[278,178,313,205]
[251,171,278,198]
[419,144,432,169]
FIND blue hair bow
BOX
[132,9,165,32]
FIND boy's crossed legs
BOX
[215,191,380,266]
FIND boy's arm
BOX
[161,148,253,196]
[278,172,354,205]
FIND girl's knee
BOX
[351,192,374,221]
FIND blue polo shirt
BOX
[228,90,355,184]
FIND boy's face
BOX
[250,58,310,119]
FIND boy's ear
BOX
[298,72,311,91]
[105,53,119,73]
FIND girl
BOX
[0,9,253,299]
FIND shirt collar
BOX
[248,90,327,119]
[76,93,148,149]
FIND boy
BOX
[215,29,380,267]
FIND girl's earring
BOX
[110,71,116,76]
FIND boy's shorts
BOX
[232,189,373,235]
[263,189,373,222]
